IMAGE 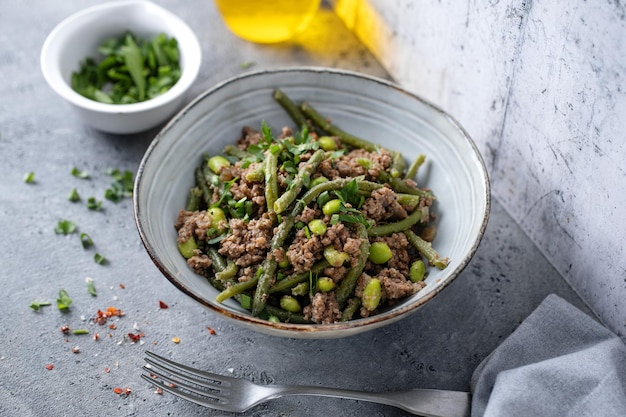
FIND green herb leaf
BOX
[105,169,134,202]
[120,34,146,101]
[57,289,72,311]
[24,172,35,184]
[86,197,103,211]
[240,294,252,310]
[55,220,77,235]
[30,301,51,311]
[68,188,81,202]
[80,232,94,248]
[71,329,90,335]
[86,277,97,296]
[71,167,90,179]
[94,253,107,265]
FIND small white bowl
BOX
[40,0,201,134]
[134,68,491,338]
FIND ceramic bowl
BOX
[40,0,201,134]
[134,68,491,338]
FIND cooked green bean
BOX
[367,207,422,237]
[273,148,325,214]
[216,259,238,282]
[269,260,330,294]
[340,297,361,321]
[405,154,426,180]
[404,230,449,270]
[194,167,212,207]
[185,186,203,211]
[207,247,227,272]
[224,144,250,159]
[272,88,309,131]
[264,150,279,212]
[216,275,258,303]
[390,151,406,178]
[336,223,370,308]
[264,305,313,324]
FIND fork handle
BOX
[270,386,471,417]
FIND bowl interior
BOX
[134,68,490,338]
[41,0,201,112]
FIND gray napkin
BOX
[471,294,626,417]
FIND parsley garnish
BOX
[55,220,77,235]
[71,167,90,179]
[94,253,107,265]
[24,172,35,184]
[57,289,72,311]
[80,232,94,248]
[86,277,97,296]
[105,169,134,202]
[328,179,370,228]
[86,197,103,211]
[29,301,51,311]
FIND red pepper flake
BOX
[169,383,177,388]
[104,367,110,373]
[93,333,100,341]
[113,387,132,396]
[113,387,123,395]
[94,307,124,325]
[124,387,132,395]
[158,300,168,309]
[207,326,217,335]
[45,364,54,371]
[155,387,163,395]
[127,332,144,343]
[60,325,70,334]
[108,324,117,330]
[119,283,126,289]
[71,346,80,354]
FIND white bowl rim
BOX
[39,0,201,115]
[134,66,491,336]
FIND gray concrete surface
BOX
[0,1,590,416]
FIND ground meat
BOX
[362,186,408,223]
[218,213,273,267]
[318,148,392,181]
[175,210,214,242]
[379,268,419,300]
[237,126,263,149]
[186,252,212,276]
[320,222,350,250]
[297,206,319,224]
[286,229,323,273]
[304,292,341,324]
[323,266,348,283]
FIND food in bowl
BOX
[173,89,448,324]
[72,31,181,104]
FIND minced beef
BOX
[218,213,273,267]
[187,252,212,276]
[286,229,323,273]
[304,292,341,324]
[362,186,408,223]
[319,148,392,181]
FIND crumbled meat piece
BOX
[362,186,408,223]
[187,252,212,275]
[318,148,392,181]
[379,268,421,300]
[175,210,214,242]
[286,229,323,273]
[304,292,341,324]
[237,126,262,149]
[218,213,273,267]
[323,266,348,283]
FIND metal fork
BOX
[142,351,471,416]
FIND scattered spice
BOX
[172,337,180,344]
[119,283,126,289]
[60,325,70,334]
[71,346,81,353]
[207,326,216,335]
[155,387,163,395]
[113,387,123,395]
[94,307,124,325]
[159,300,168,309]
[45,364,54,371]
[104,367,110,373]
[127,332,144,343]
[93,333,100,341]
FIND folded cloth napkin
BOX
[471,294,626,417]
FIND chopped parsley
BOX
[94,253,107,265]
[105,169,134,202]
[68,188,81,202]
[55,220,77,235]
[56,289,72,311]
[29,301,51,311]
[86,277,97,296]
[71,167,90,179]
[24,172,35,184]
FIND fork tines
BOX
[141,351,230,410]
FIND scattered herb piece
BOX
[94,253,107,265]
[86,277,97,296]
[57,289,72,311]
[55,220,77,235]
[71,329,89,335]
[80,233,94,248]
[24,172,35,184]
[86,197,103,211]
[68,188,81,202]
[172,337,180,344]
[239,61,255,69]
[104,169,134,202]
[71,167,90,179]
[29,301,51,311]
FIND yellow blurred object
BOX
[214,0,321,44]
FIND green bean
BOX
[269,260,330,294]
[251,214,296,315]
[264,305,313,324]
[224,144,250,159]
[264,150,279,212]
[291,282,309,296]
[300,101,379,152]
[216,259,238,282]
[185,186,203,211]
[206,247,227,272]
[368,241,392,264]
[195,167,213,207]
[340,297,361,322]
[361,278,382,311]
[245,163,264,182]
[272,88,309,131]
[378,171,433,198]
[404,154,426,181]
[336,223,370,308]
[396,193,421,210]
[216,275,258,303]
[273,148,325,214]
[298,177,382,212]
[367,208,422,237]
[390,152,406,178]
[404,230,449,270]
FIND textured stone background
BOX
[332,0,626,338]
